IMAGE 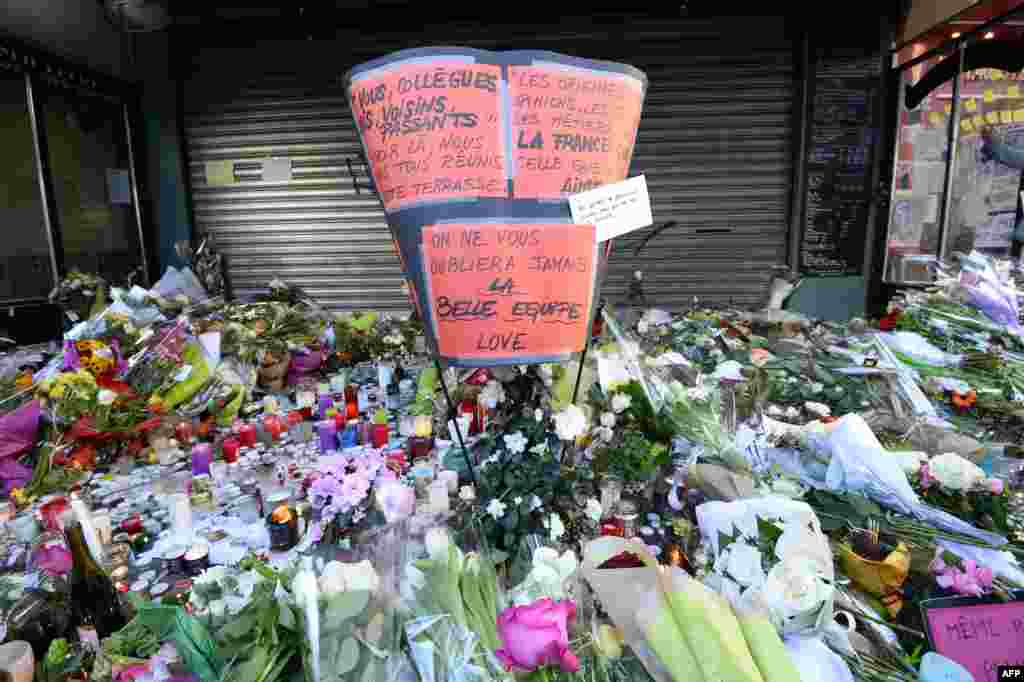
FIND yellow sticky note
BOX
[987,111,1000,124]
[985,89,995,103]
[205,160,235,186]
[965,98,978,112]
[974,114,986,128]
[1015,109,1024,123]
[961,119,975,133]
[1002,110,1014,123]
[1009,85,1020,98]
[929,112,943,126]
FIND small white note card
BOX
[569,174,655,242]
[568,175,653,242]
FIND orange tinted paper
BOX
[348,62,507,211]
[421,223,596,359]
[509,66,643,199]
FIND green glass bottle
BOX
[64,521,127,639]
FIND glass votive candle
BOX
[399,415,416,438]
[288,411,303,427]
[174,421,193,443]
[317,420,338,452]
[11,514,39,544]
[221,438,240,464]
[428,481,450,513]
[263,416,283,441]
[209,462,228,484]
[191,443,213,476]
[238,423,257,448]
[414,415,433,438]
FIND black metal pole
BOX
[570,340,589,406]
[434,359,477,487]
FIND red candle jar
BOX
[333,412,346,431]
[344,386,359,420]
[120,513,144,535]
[238,423,257,447]
[39,496,70,532]
[371,423,389,449]
[600,518,625,537]
[263,416,283,441]
[174,421,193,443]
[409,436,433,460]
[222,438,240,464]
[288,411,303,427]
[196,419,213,440]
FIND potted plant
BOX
[371,407,389,448]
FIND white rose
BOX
[784,406,801,420]
[584,498,603,522]
[611,394,632,414]
[97,389,117,405]
[766,405,783,417]
[600,412,616,429]
[486,499,507,520]
[774,523,831,575]
[319,560,380,594]
[929,452,986,491]
[425,526,453,562]
[529,547,578,593]
[553,404,587,441]
[687,386,709,402]
[459,485,476,502]
[804,401,831,417]
[725,543,766,588]
[762,556,832,632]
[594,426,614,443]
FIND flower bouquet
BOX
[695,495,836,637]
[580,536,803,682]
[49,270,107,324]
[304,450,397,553]
[915,452,1011,534]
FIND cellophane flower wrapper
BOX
[819,414,1007,547]
[401,516,511,682]
[300,519,416,682]
[956,251,1022,332]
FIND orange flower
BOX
[14,371,33,389]
[951,389,977,411]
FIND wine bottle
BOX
[64,521,127,639]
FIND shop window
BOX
[42,89,143,285]
[0,75,55,301]
[884,48,955,284]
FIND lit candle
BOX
[170,493,192,539]
[317,420,338,452]
[438,470,459,494]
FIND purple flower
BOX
[339,471,371,507]
[62,341,81,371]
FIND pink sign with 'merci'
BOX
[924,599,1024,682]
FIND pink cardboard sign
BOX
[923,596,1024,682]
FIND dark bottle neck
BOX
[65,522,101,574]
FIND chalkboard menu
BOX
[799,77,876,276]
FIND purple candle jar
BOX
[318,394,333,420]
[318,420,338,452]
[191,443,213,476]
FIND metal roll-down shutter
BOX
[182,14,794,312]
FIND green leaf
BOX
[756,516,784,550]
[323,591,370,630]
[717,528,739,552]
[334,637,360,675]
[848,494,882,518]
[229,646,270,682]
[278,604,296,631]
[220,607,259,641]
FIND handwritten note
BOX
[923,597,1024,682]
[420,223,596,360]
[508,66,644,199]
[205,160,235,186]
[348,62,506,211]
[569,175,652,242]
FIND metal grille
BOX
[183,15,794,312]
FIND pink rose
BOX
[495,598,580,673]
[988,478,1005,495]
[750,348,771,367]
[32,544,72,575]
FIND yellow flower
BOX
[10,488,27,507]
[50,384,67,399]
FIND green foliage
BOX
[602,429,665,481]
